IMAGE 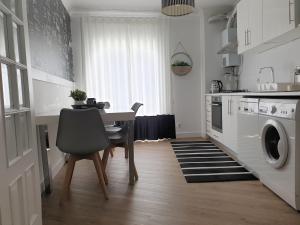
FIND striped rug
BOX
[171,141,257,183]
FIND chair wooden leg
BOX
[92,153,109,200]
[110,148,114,157]
[102,148,111,170]
[125,146,129,159]
[60,155,76,205]
[134,163,139,181]
[97,153,108,185]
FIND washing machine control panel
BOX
[259,101,297,119]
[239,99,259,113]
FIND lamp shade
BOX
[162,0,195,17]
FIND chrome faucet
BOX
[258,67,275,83]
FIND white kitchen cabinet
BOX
[238,0,300,53]
[206,96,212,137]
[222,96,241,154]
[263,0,300,42]
[237,0,263,54]
[237,0,249,53]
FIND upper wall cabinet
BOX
[237,0,263,54]
[237,0,300,54]
[263,0,300,42]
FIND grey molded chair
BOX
[131,102,143,114]
[102,103,143,181]
[56,108,110,202]
[107,102,143,158]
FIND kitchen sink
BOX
[257,83,300,92]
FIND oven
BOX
[211,96,223,133]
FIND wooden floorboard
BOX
[42,139,300,225]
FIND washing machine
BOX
[237,98,262,176]
[258,98,300,210]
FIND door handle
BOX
[245,30,247,46]
[247,29,251,46]
[228,100,230,115]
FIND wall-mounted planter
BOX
[171,52,193,76]
[171,65,192,76]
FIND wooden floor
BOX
[43,139,300,225]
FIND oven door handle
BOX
[212,103,222,106]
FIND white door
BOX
[222,96,241,153]
[237,0,249,54]
[0,1,42,225]
[248,0,263,48]
[263,0,295,42]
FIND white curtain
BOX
[81,16,171,116]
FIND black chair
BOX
[56,108,110,202]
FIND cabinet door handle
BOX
[228,100,230,115]
[245,30,247,46]
[289,0,295,24]
[228,100,231,115]
[247,29,251,46]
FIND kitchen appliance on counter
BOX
[210,80,223,93]
[223,71,238,92]
[294,66,300,83]
[257,98,300,210]
[211,96,223,133]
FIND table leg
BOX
[37,125,52,195]
[128,120,135,185]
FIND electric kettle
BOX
[210,80,223,93]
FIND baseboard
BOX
[51,157,65,179]
[176,131,206,139]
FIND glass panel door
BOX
[12,22,20,62]
[0,11,7,56]
[0,0,31,164]
[0,1,42,224]
[1,63,11,109]
[5,114,18,161]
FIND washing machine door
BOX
[261,119,289,169]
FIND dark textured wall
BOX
[27,0,74,81]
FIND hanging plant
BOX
[171,42,193,76]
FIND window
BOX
[81,17,171,116]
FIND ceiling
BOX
[62,0,237,12]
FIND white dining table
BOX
[35,108,137,188]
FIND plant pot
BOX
[171,66,192,76]
[74,100,84,105]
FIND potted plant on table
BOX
[70,89,87,105]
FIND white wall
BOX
[169,14,203,137]
[203,7,232,92]
[239,38,300,91]
[71,17,85,90]
[32,69,74,182]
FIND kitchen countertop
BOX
[205,91,300,97]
